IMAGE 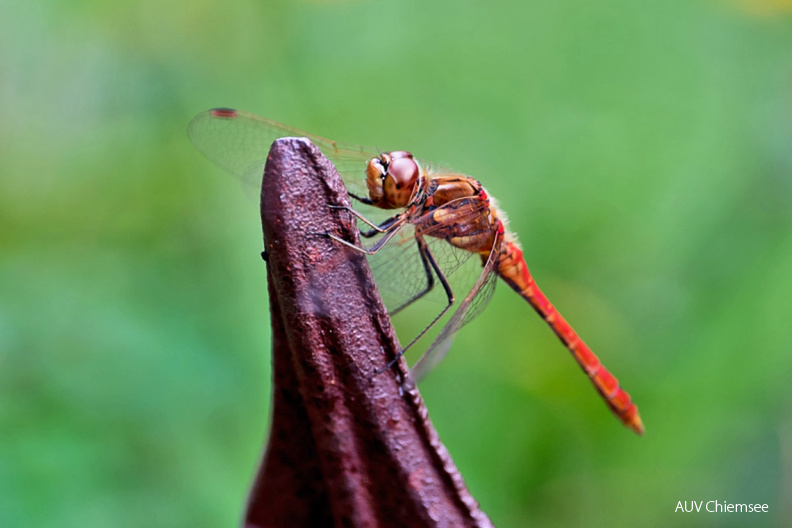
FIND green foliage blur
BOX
[2,0,791,526]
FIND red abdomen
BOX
[496,241,644,435]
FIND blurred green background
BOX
[2,0,791,526]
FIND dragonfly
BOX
[188,108,644,435]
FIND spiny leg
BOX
[389,237,436,316]
[380,236,455,372]
[325,217,405,255]
[329,204,403,238]
[330,204,395,232]
[359,218,399,238]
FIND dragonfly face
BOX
[365,150,422,209]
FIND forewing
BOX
[187,108,377,198]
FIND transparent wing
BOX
[360,192,491,316]
[410,226,504,381]
[366,224,477,316]
[187,108,378,198]
[350,194,500,378]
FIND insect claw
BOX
[373,363,394,377]
[373,351,406,377]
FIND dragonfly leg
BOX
[348,192,374,206]
[381,236,455,371]
[360,215,402,238]
[326,218,405,256]
[330,205,402,238]
[390,237,436,316]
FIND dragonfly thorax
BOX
[366,151,421,209]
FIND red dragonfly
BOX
[188,108,644,435]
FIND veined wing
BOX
[362,190,491,316]
[355,194,502,379]
[367,223,477,316]
[410,221,504,381]
[188,108,378,198]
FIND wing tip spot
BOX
[210,108,238,119]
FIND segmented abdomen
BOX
[496,241,644,435]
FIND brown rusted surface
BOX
[244,138,493,528]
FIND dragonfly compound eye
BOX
[384,154,419,208]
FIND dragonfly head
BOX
[366,151,420,209]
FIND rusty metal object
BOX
[244,138,493,528]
